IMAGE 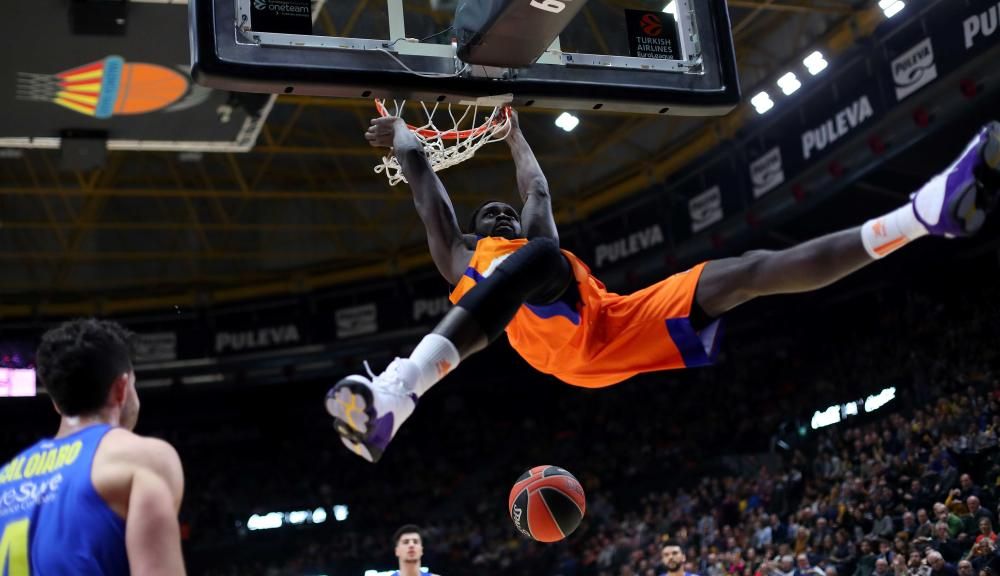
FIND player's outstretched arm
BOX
[366,117,472,285]
[125,438,187,576]
[505,110,558,242]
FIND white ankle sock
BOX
[860,203,928,259]
[405,333,460,396]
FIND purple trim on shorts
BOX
[701,319,723,364]
[665,317,723,368]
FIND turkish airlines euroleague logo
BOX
[640,13,663,36]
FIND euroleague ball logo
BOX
[640,13,663,36]
[511,505,522,527]
[511,504,530,537]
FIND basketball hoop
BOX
[373,99,512,186]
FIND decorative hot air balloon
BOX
[16,55,189,118]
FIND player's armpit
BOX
[125,466,187,576]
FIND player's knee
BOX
[504,237,562,278]
[528,237,562,266]
[535,238,571,288]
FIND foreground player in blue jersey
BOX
[0,319,186,575]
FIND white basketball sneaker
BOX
[325,359,418,463]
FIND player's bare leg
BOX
[695,122,1000,319]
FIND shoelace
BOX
[362,359,411,396]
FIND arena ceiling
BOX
[0,0,875,314]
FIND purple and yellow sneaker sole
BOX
[916,122,1000,237]
[325,376,393,463]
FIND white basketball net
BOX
[374,99,512,186]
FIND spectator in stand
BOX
[909,550,931,576]
[976,519,998,544]
[875,507,897,539]
[931,521,964,564]
[936,461,960,499]
[918,510,936,539]
[895,539,912,564]
[849,506,874,542]
[829,530,855,575]
[796,530,812,557]
[814,518,833,550]
[905,482,932,513]
[956,476,985,505]
[879,539,897,565]
[704,551,727,576]
[795,554,824,576]
[770,555,796,576]
[968,538,999,574]
[882,487,902,517]
[874,557,892,576]
[855,540,878,576]
[754,520,774,549]
[927,550,958,576]
[892,554,908,576]
[903,512,920,539]
[970,498,997,527]
[773,515,789,544]
[958,560,975,576]
[936,503,965,539]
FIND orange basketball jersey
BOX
[449,237,722,388]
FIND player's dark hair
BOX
[36,318,134,416]
[393,524,422,546]
[467,201,520,233]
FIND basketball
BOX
[508,465,586,542]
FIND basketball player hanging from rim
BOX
[327,109,1000,463]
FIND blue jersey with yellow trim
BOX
[0,424,128,575]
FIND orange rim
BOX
[375,100,510,140]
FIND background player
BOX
[0,319,186,575]
[661,544,699,576]
[390,524,440,576]
[326,110,1000,462]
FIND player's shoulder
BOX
[98,428,182,475]
[101,428,177,456]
